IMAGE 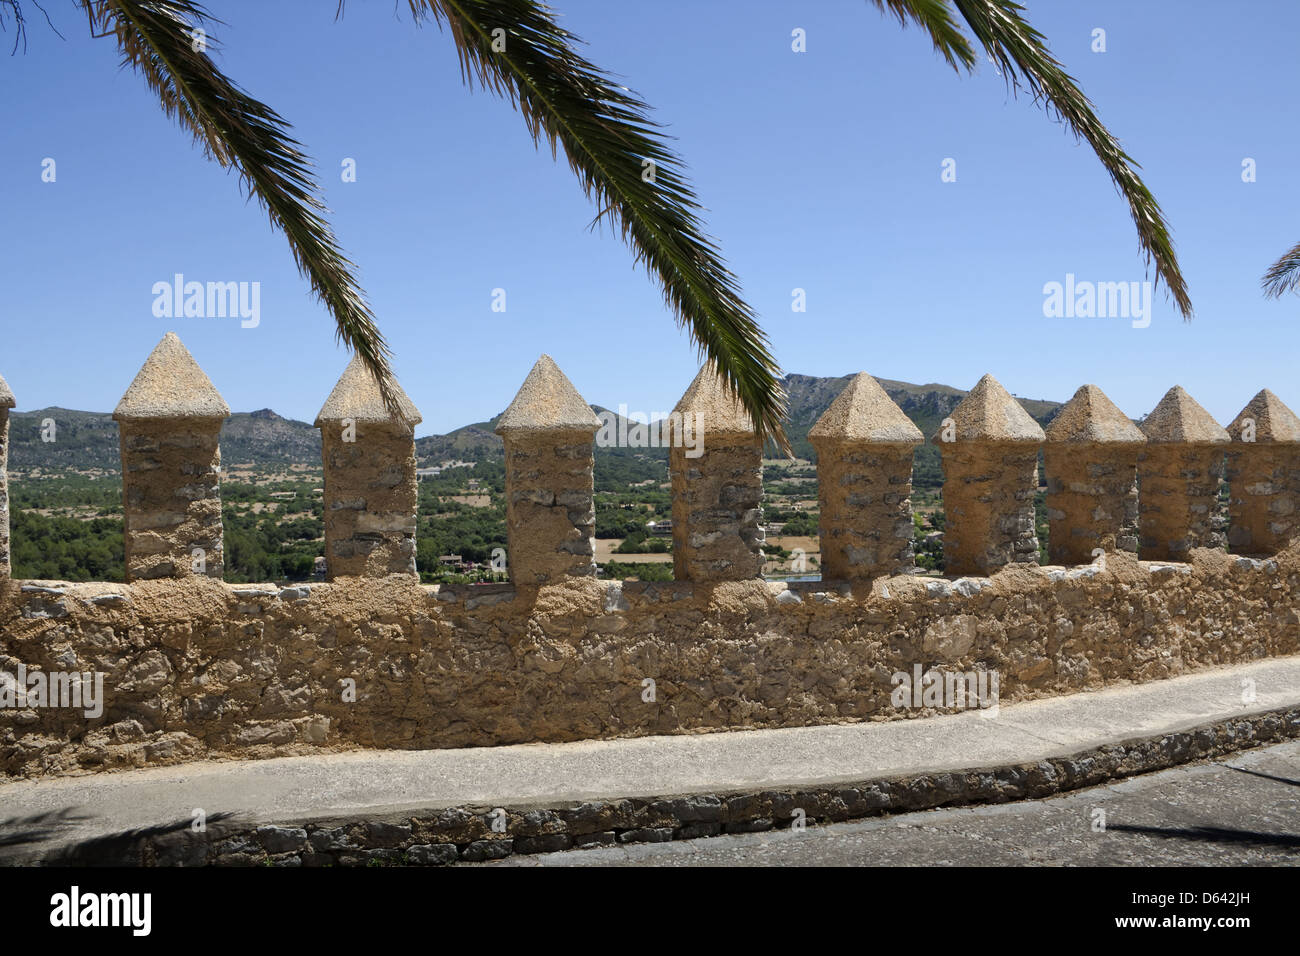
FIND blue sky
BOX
[3,0,1298,436]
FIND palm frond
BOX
[395,0,788,449]
[872,0,1192,320]
[869,0,976,71]
[1262,240,1300,298]
[81,0,404,420]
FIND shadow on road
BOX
[0,808,94,849]
[1110,823,1300,852]
[0,809,237,865]
[1225,765,1300,788]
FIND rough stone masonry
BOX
[0,373,12,578]
[315,355,422,580]
[810,372,923,580]
[496,356,601,585]
[669,368,764,582]
[113,333,229,582]
[933,374,1045,576]
[2,545,1297,778]
[1044,384,1145,564]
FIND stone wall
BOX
[5,354,1300,781]
[814,446,916,579]
[670,438,764,582]
[3,546,1297,778]
[1138,446,1228,559]
[502,435,597,583]
[1044,448,1140,564]
[0,403,10,578]
[320,426,419,579]
[118,424,225,581]
[1227,445,1300,556]
[939,444,1041,575]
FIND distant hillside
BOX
[8,408,320,472]
[6,375,1067,487]
[219,409,320,464]
[781,374,1063,486]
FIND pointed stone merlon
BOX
[1225,389,1300,556]
[809,373,922,580]
[315,355,422,580]
[667,368,764,583]
[932,374,1045,576]
[113,333,230,582]
[1137,386,1229,561]
[0,373,14,578]
[496,356,600,585]
[1043,385,1144,564]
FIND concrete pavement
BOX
[490,739,1300,866]
[1,656,1298,864]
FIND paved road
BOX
[489,740,1300,866]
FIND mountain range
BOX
[6,375,1066,479]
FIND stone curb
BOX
[26,704,1300,867]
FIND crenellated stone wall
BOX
[113,334,229,582]
[4,349,1300,780]
[2,547,1297,778]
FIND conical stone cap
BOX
[315,353,422,429]
[670,366,758,439]
[1227,389,1300,443]
[929,373,1045,444]
[1045,384,1145,444]
[1140,386,1228,444]
[808,373,922,445]
[0,372,14,410]
[114,332,230,421]
[495,355,599,435]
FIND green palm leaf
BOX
[1262,241,1300,298]
[79,0,405,420]
[871,0,1193,320]
[392,0,789,449]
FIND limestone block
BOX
[496,356,599,585]
[1138,386,1229,560]
[113,334,229,582]
[315,354,422,580]
[668,368,765,582]
[932,374,1044,576]
[809,373,922,580]
[1044,384,1145,564]
[1225,389,1300,556]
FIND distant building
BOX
[312,556,327,579]
[648,519,672,536]
[416,467,443,481]
[439,554,465,568]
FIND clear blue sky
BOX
[4,0,1298,436]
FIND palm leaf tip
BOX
[873,0,1191,321]
[1262,242,1300,298]
[85,0,403,418]
[394,0,788,448]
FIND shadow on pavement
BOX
[1224,766,1300,788]
[1110,823,1300,851]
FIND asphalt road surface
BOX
[489,740,1300,866]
